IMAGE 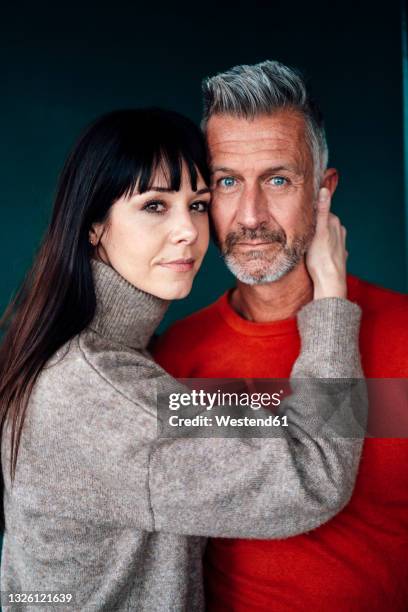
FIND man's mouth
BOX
[233,242,279,251]
[235,242,273,246]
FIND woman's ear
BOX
[321,168,339,196]
[89,223,103,246]
[88,222,111,265]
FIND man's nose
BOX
[169,211,198,244]
[235,184,269,229]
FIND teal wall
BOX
[1,1,406,336]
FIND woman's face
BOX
[90,163,211,300]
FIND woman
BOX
[0,109,364,611]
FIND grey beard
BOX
[220,224,315,285]
[224,250,299,284]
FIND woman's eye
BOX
[218,177,237,189]
[269,176,288,187]
[190,201,210,213]
[142,200,166,214]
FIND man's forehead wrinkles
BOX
[210,135,302,152]
[210,146,304,167]
[212,145,299,158]
[210,134,299,146]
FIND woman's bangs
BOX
[113,109,210,200]
[136,147,201,194]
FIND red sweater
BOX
[153,276,408,611]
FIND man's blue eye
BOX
[220,177,236,188]
[271,176,287,186]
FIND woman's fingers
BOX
[315,187,331,229]
[305,187,348,299]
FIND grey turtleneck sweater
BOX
[1,260,364,611]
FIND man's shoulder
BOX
[349,275,408,356]
[348,275,407,319]
[348,276,408,375]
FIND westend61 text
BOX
[168,414,289,427]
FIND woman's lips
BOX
[159,258,195,272]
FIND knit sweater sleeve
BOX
[146,297,366,538]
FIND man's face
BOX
[207,110,317,284]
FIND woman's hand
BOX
[306,187,348,300]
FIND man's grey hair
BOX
[202,60,329,190]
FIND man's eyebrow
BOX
[211,167,245,180]
[147,186,211,195]
[212,167,238,174]
[259,165,301,177]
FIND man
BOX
[153,61,408,610]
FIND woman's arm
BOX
[147,296,365,538]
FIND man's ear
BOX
[321,168,339,196]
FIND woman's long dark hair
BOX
[0,108,210,513]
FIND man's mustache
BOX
[223,227,287,255]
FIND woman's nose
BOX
[169,212,199,244]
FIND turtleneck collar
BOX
[88,259,169,350]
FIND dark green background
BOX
[1,1,407,335]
